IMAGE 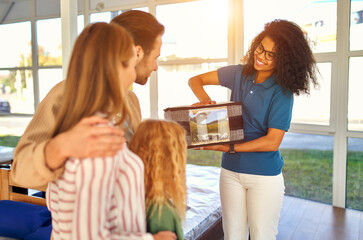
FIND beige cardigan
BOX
[11,81,142,189]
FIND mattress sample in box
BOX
[164,102,244,148]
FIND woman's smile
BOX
[255,57,267,67]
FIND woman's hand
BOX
[191,100,216,107]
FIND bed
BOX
[0,164,223,240]
[184,164,223,240]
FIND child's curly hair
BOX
[242,19,319,95]
[129,119,187,220]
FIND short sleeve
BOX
[217,65,243,90]
[268,90,294,131]
[147,204,182,238]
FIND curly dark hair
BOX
[242,19,319,95]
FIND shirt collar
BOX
[250,72,276,89]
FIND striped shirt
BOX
[46,145,153,240]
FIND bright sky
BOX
[0,22,31,67]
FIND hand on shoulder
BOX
[152,231,177,240]
[45,115,126,170]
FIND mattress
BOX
[0,146,14,163]
[183,164,222,240]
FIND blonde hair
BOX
[53,22,134,135]
[129,119,187,220]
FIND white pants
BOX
[220,168,285,240]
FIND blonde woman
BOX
[129,120,188,240]
[46,23,176,240]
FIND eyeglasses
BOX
[255,43,276,61]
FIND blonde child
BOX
[129,120,188,240]
[46,22,160,240]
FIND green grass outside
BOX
[281,149,333,204]
[346,151,363,211]
[0,135,20,147]
[187,149,223,167]
[1,135,361,211]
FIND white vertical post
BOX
[30,0,39,108]
[226,0,244,101]
[149,71,159,119]
[84,0,90,26]
[61,0,78,79]
[228,0,244,65]
[332,0,350,208]
[149,4,159,119]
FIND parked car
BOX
[0,99,11,113]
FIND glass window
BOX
[78,15,85,34]
[38,69,63,102]
[133,7,148,12]
[158,63,228,118]
[0,22,32,68]
[346,137,363,211]
[280,132,333,204]
[244,0,337,53]
[0,116,33,136]
[89,0,147,10]
[292,62,331,125]
[90,8,148,24]
[348,57,363,131]
[132,81,150,119]
[37,18,62,66]
[90,12,113,23]
[156,0,228,61]
[187,149,222,167]
[350,0,363,51]
[0,70,34,114]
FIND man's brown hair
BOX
[111,10,164,55]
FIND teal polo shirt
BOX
[217,64,293,176]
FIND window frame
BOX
[1,0,362,209]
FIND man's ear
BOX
[135,45,144,64]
